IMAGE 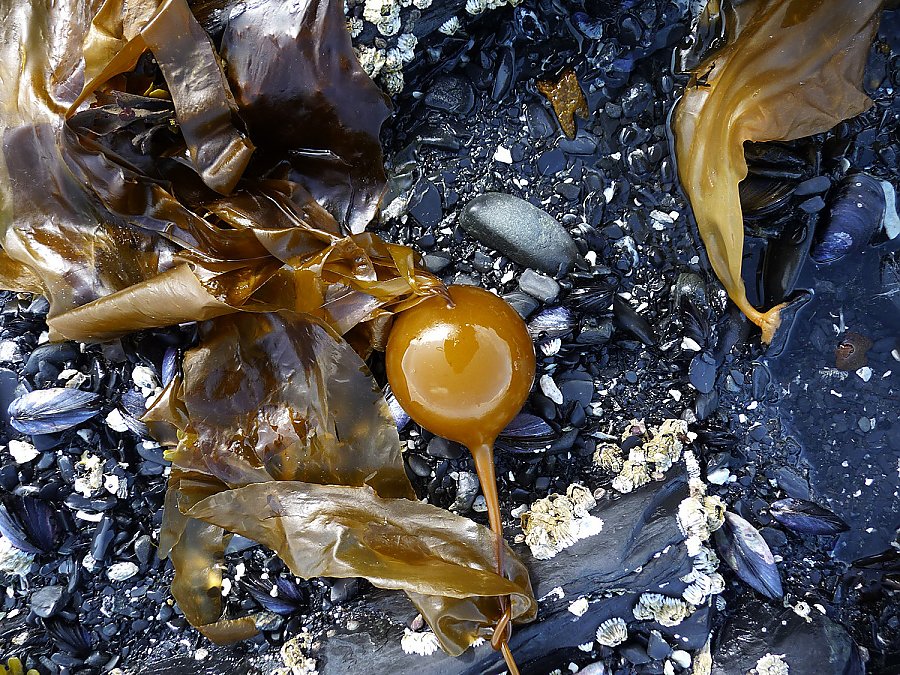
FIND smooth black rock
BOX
[0,368,18,425]
[646,631,672,659]
[794,175,832,196]
[408,180,442,229]
[426,436,464,460]
[711,601,864,675]
[460,193,580,276]
[502,292,540,319]
[689,352,717,394]
[31,585,67,618]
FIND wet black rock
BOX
[688,352,717,394]
[31,585,67,618]
[711,601,864,675]
[460,193,580,276]
[314,476,696,674]
[426,436,464,460]
[502,292,540,319]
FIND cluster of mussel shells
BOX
[740,142,899,266]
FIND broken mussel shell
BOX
[715,511,783,600]
[8,388,102,435]
[811,173,900,264]
[770,498,849,536]
[527,305,575,342]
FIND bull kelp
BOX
[0,0,535,665]
[673,0,882,343]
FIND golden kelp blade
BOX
[673,0,881,343]
[149,312,536,652]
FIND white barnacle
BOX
[593,442,623,473]
[540,337,562,356]
[413,0,432,7]
[396,33,418,61]
[380,70,404,95]
[355,45,386,78]
[677,496,709,540]
[465,0,487,15]
[633,593,693,627]
[595,617,628,647]
[754,653,789,675]
[438,16,461,35]
[281,632,318,675]
[703,494,726,532]
[347,17,364,38]
[611,459,651,494]
[401,629,441,656]
[376,10,402,36]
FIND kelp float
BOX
[673,0,883,343]
[0,0,535,667]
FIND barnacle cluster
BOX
[277,632,318,675]
[401,629,442,656]
[595,617,628,647]
[464,0,523,16]
[346,0,425,93]
[753,653,790,675]
[677,450,726,607]
[520,484,604,560]
[632,592,694,628]
[596,418,696,494]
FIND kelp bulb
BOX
[385,285,535,450]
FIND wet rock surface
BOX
[0,1,898,674]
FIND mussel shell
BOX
[811,173,885,264]
[571,12,604,40]
[243,576,307,616]
[739,175,796,220]
[527,306,574,341]
[498,413,555,441]
[383,384,410,431]
[715,511,783,599]
[770,497,849,535]
[8,387,101,435]
[0,496,59,554]
[568,281,616,315]
[45,617,92,657]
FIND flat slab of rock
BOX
[460,193,580,276]
[314,476,703,674]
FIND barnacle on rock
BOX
[642,419,694,473]
[611,458,651,494]
[753,653,790,675]
[633,593,693,627]
[595,617,628,647]
[401,629,441,656]
[593,442,624,473]
[279,632,318,675]
[521,484,603,560]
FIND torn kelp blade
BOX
[672,0,881,343]
[770,498,849,536]
[8,388,101,435]
[186,480,536,656]
[715,511,783,599]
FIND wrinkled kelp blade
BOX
[72,0,254,194]
[673,0,881,343]
[220,0,391,233]
[172,312,414,499]
[187,481,536,655]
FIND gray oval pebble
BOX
[460,193,580,276]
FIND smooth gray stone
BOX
[711,600,864,675]
[519,269,560,302]
[460,193,580,276]
[314,476,696,674]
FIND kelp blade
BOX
[673,0,881,343]
[187,481,536,655]
[150,311,536,653]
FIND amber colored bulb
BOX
[386,285,536,449]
